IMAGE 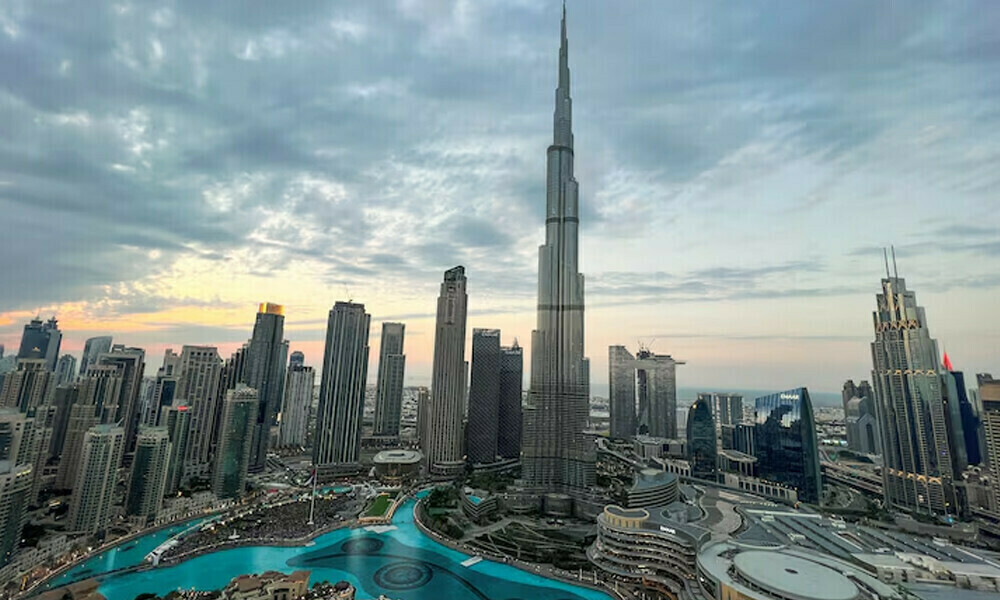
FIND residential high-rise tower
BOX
[313,302,370,477]
[871,265,956,515]
[424,267,468,478]
[245,303,286,473]
[373,323,406,440]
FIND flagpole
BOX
[308,464,316,526]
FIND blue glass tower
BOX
[753,388,822,503]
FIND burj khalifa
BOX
[522,5,596,495]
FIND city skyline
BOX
[1,2,999,393]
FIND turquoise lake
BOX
[42,499,612,600]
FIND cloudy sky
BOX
[1,1,998,394]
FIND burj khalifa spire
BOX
[522,4,596,497]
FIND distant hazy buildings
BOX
[870,268,956,515]
[424,267,468,479]
[841,380,880,455]
[522,9,595,497]
[55,354,77,386]
[126,427,171,522]
[246,303,287,473]
[79,336,112,376]
[753,388,822,504]
[686,397,717,480]
[313,302,370,477]
[213,386,257,499]
[68,425,125,535]
[0,359,55,412]
[16,317,61,371]
[279,364,314,448]
[373,322,406,441]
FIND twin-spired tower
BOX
[521,6,596,494]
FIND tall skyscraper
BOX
[279,364,314,448]
[942,357,982,468]
[176,345,222,479]
[289,351,305,369]
[871,266,956,515]
[424,267,468,478]
[609,346,683,440]
[245,303,286,473]
[609,346,637,440]
[161,405,191,496]
[522,8,595,495]
[79,336,112,376]
[633,349,682,439]
[467,329,501,466]
[686,398,717,481]
[98,345,146,458]
[125,427,171,522]
[56,365,122,489]
[68,424,125,535]
[373,323,406,440]
[0,359,55,413]
[977,375,1000,511]
[314,302,370,477]
[753,388,822,504]
[497,341,524,461]
[50,383,79,459]
[212,386,257,499]
[16,317,61,371]
[497,338,524,460]
[55,354,77,386]
[842,380,880,455]
[0,409,34,567]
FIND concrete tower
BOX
[279,364,314,448]
[68,424,125,534]
[373,322,406,441]
[522,7,595,494]
[176,345,222,479]
[425,267,468,479]
[125,427,171,522]
[0,409,35,568]
[0,359,55,413]
[97,345,146,459]
[314,302,370,477]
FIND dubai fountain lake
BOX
[40,497,612,600]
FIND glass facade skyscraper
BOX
[686,398,717,480]
[753,388,822,504]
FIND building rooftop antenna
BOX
[891,245,899,279]
[883,247,890,279]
